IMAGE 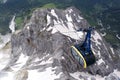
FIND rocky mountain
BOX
[0,7,120,80]
[0,0,120,48]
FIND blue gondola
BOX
[71,27,95,68]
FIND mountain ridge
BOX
[0,0,120,49]
[0,7,120,80]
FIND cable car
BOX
[71,27,95,68]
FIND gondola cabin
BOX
[71,27,96,68]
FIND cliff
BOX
[0,7,120,80]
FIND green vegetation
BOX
[15,17,23,30]
[84,15,97,26]
[94,3,105,14]
[42,3,56,9]
[105,34,116,43]
[104,32,120,47]
[0,0,4,3]
[15,3,57,30]
[0,0,120,47]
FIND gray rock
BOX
[91,77,96,80]
[105,73,120,80]
[4,7,120,80]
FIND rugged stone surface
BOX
[105,73,120,80]
[1,7,120,80]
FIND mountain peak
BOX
[1,7,120,80]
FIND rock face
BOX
[1,7,120,80]
[105,73,120,80]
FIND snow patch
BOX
[66,14,73,22]
[97,58,105,65]
[34,57,40,62]
[113,69,120,77]
[0,72,14,80]
[0,49,10,70]
[66,21,74,30]
[73,14,76,16]
[39,54,50,61]
[70,72,82,80]
[92,31,102,45]
[97,19,103,27]
[52,20,84,40]
[76,15,83,22]
[91,45,101,57]
[51,9,58,19]
[26,26,30,30]
[9,15,16,33]
[78,16,83,20]
[106,65,109,69]
[42,27,46,31]
[62,56,65,60]
[27,67,62,80]
[68,9,73,13]
[110,47,115,55]
[70,71,105,80]
[77,19,81,23]
[40,57,53,65]
[47,15,51,26]
[116,34,120,40]
[97,51,101,57]
[101,32,106,37]
[47,26,53,31]
[11,53,29,71]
